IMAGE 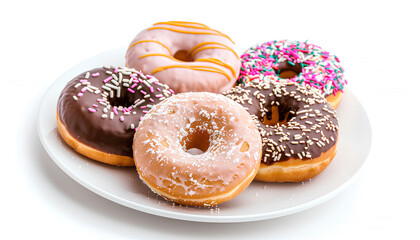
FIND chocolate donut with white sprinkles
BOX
[57,66,174,166]
[223,78,339,182]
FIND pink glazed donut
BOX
[132,92,262,206]
[125,21,240,93]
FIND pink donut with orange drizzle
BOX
[125,21,240,93]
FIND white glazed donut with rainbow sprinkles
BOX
[238,40,347,109]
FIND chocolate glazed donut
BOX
[57,66,174,166]
[223,78,339,182]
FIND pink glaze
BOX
[125,21,240,93]
[133,92,262,205]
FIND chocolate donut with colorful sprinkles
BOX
[56,66,175,166]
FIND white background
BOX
[1,0,419,239]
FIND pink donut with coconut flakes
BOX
[125,21,240,93]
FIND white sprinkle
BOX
[134,99,145,108]
[101,85,111,91]
[143,80,151,87]
[111,79,119,86]
[105,83,118,90]
[117,87,121,98]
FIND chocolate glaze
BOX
[223,79,339,165]
[57,66,174,157]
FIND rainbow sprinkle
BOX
[238,40,347,96]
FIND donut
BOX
[125,21,240,93]
[238,40,347,109]
[132,92,262,206]
[57,66,174,166]
[223,78,339,182]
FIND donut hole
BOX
[262,105,294,126]
[174,50,193,62]
[274,61,302,79]
[181,129,211,155]
[108,92,137,108]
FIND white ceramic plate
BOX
[37,48,371,223]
